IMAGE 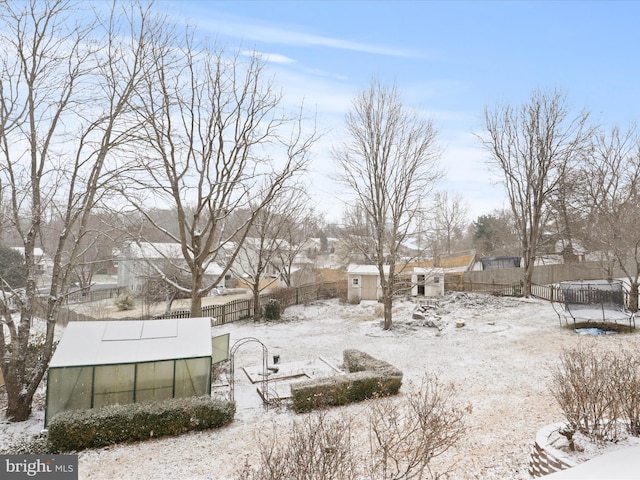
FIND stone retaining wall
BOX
[528,423,576,478]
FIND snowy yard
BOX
[2,292,639,479]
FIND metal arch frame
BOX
[229,337,269,408]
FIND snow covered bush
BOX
[365,377,470,479]
[237,376,469,480]
[290,350,402,413]
[263,298,281,321]
[47,396,236,453]
[551,345,640,442]
[113,291,136,311]
[236,411,357,480]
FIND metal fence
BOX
[65,286,128,304]
[450,281,524,297]
[451,281,635,311]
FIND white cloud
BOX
[241,50,296,65]
[194,13,417,58]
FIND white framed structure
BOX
[347,265,445,302]
[410,268,445,297]
[45,318,213,426]
[347,265,383,302]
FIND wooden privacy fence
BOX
[154,281,348,325]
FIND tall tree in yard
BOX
[577,126,640,311]
[0,0,158,421]
[334,79,442,330]
[430,191,469,256]
[478,88,591,297]
[125,37,316,318]
[232,188,309,321]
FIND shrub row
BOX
[551,345,640,442]
[290,349,403,413]
[47,396,235,453]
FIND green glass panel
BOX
[136,360,174,402]
[93,364,135,408]
[46,366,92,423]
[174,358,210,397]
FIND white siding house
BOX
[117,242,224,293]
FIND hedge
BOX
[290,349,403,413]
[47,396,235,453]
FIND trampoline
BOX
[552,280,636,330]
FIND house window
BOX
[434,276,440,283]
[352,278,359,286]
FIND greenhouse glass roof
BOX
[50,318,213,368]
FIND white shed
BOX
[410,267,445,297]
[45,318,214,426]
[347,264,386,302]
[347,265,445,303]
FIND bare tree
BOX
[334,79,442,330]
[338,202,379,264]
[125,36,316,318]
[271,192,318,289]
[547,163,585,263]
[43,211,123,292]
[0,0,158,421]
[231,192,306,321]
[478,88,591,297]
[577,125,640,311]
[429,191,469,256]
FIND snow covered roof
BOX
[348,265,444,276]
[49,318,212,368]
[412,267,444,275]
[124,242,185,259]
[347,264,384,275]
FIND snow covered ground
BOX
[2,292,639,479]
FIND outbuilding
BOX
[347,265,445,303]
[45,317,214,426]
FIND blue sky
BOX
[158,0,640,223]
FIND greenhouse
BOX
[45,317,214,426]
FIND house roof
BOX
[412,267,444,274]
[348,264,384,275]
[348,264,445,276]
[122,242,224,276]
[123,242,184,259]
[49,318,212,368]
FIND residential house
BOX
[117,242,224,294]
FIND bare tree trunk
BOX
[630,282,639,313]
[0,1,157,421]
[334,79,442,330]
[383,289,393,330]
[253,287,262,322]
[478,88,591,302]
[125,41,315,318]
